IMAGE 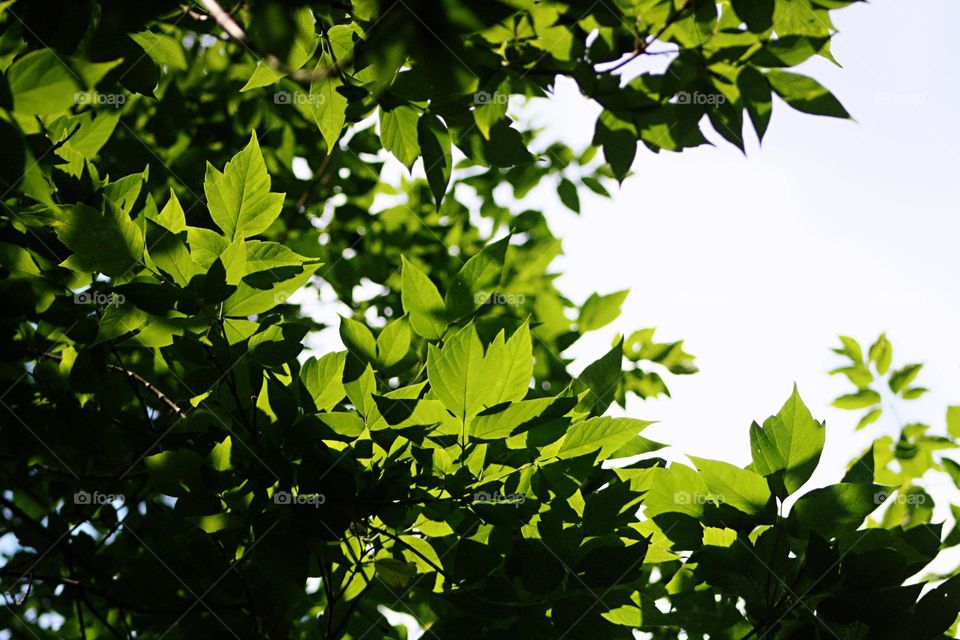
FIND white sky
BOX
[515,0,960,499]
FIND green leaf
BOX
[749,386,824,496]
[574,341,623,417]
[868,333,892,374]
[240,63,285,92]
[400,256,446,340]
[152,189,187,233]
[557,178,580,213]
[208,436,232,472]
[345,365,377,420]
[581,176,610,198]
[95,304,148,343]
[340,316,378,363]
[445,236,509,320]
[947,406,960,438]
[594,111,637,182]
[829,364,873,389]
[855,407,882,431]
[834,335,864,363]
[766,70,850,118]
[475,121,534,167]
[204,133,285,240]
[148,226,195,286]
[371,395,418,427]
[732,0,774,31]
[249,323,305,367]
[901,386,927,400]
[643,464,711,519]
[241,6,317,89]
[943,458,960,490]
[752,36,829,67]
[318,412,366,439]
[7,49,79,114]
[144,449,203,497]
[376,317,411,368]
[473,80,509,138]
[399,535,444,576]
[832,389,881,410]
[244,241,310,274]
[130,30,188,71]
[602,599,664,628]
[484,321,533,405]
[250,5,317,69]
[300,351,347,412]
[50,111,120,177]
[311,56,348,154]
[702,527,737,548]
[186,227,228,269]
[103,167,148,214]
[417,113,452,207]
[888,363,922,394]
[842,443,876,484]
[380,105,421,169]
[912,574,960,639]
[470,396,559,440]
[427,324,501,421]
[222,263,320,316]
[7,49,119,115]
[558,416,653,461]
[792,483,884,538]
[578,290,629,332]
[219,236,247,286]
[689,457,772,516]
[56,201,144,276]
[738,66,772,142]
[375,558,417,587]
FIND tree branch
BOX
[364,524,451,580]
[198,0,346,84]
[604,0,692,73]
[38,352,186,417]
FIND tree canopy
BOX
[1,1,959,639]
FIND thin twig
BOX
[108,343,153,430]
[319,561,336,638]
[198,0,347,83]
[31,463,146,481]
[327,580,373,640]
[39,352,186,417]
[605,0,693,73]
[77,589,128,640]
[364,524,450,580]
[180,3,209,21]
[0,569,246,615]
